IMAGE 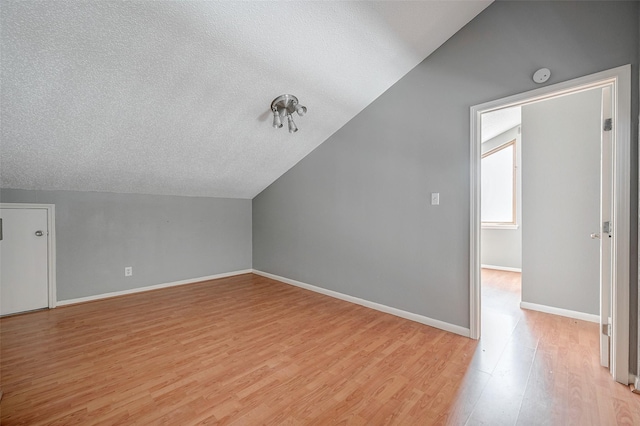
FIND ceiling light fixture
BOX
[271,94,306,133]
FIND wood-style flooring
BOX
[1,271,639,424]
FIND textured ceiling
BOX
[1,1,491,199]
[481,107,521,143]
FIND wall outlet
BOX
[124,266,133,277]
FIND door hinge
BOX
[603,118,612,132]
[602,323,611,337]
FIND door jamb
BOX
[0,203,57,309]
[469,64,631,384]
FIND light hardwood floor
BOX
[1,271,638,424]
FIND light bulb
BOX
[295,104,307,117]
[272,110,282,128]
[287,114,298,133]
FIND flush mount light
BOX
[271,94,307,133]
[533,68,551,84]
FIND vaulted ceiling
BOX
[481,106,521,143]
[1,1,492,199]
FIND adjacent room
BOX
[478,85,614,403]
[1,1,639,424]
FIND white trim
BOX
[610,65,631,385]
[252,269,470,338]
[520,301,599,323]
[482,224,519,230]
[481,264,522,273]
[638,110,640,388]
[0,203,57,309]
[48,206,57,308]
[470,65,631,384]
[57,269,252,306]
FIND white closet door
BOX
[0,208,49,315]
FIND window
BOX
[481,140,516,227]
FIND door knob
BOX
[590,233,600,239]
[35,230,44,237]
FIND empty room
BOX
[1,1,639,424]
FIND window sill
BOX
[482,224,519,230]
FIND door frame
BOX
[469,65,631,384]
[0,203,57,309]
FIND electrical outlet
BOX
[125,267,133,277]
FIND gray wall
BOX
[521,88,602,315]
[0,189,252,301]
[253,1,639,329]
[481,126,522,270]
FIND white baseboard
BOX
[520,301,599,323]
[57,269,253,307]
[252,269,470,338]
[632,375,640,394]
[481,264,522,272]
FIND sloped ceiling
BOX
[481,106,521,143]
[1,1,491,199]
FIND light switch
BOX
[431,192,440,205]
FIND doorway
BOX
[470,65,631,384]
[478,105,524,370]
[0,203,57,316]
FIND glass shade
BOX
[295,104,307,116]
[287,114,298,133]
[272,110,283,128]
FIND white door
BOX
[598,85,613,368]
[521,87,605,349]
[0,208,49,315]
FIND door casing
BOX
[0,203,57,311]
[469,65,631,385]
